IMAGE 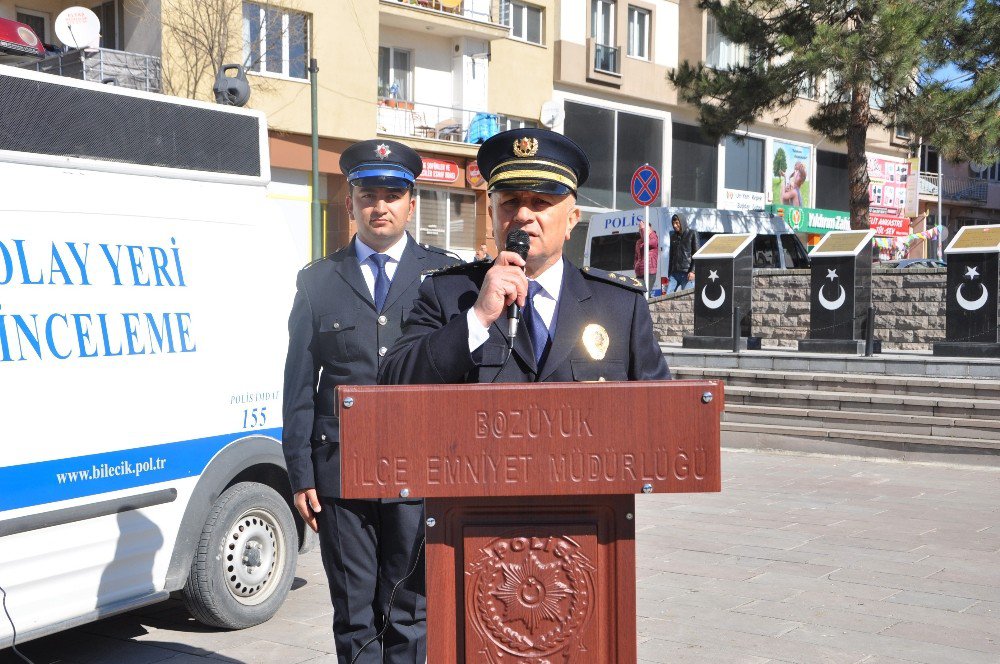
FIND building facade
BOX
[4,0,998,264]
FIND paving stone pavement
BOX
[3,449,998,664]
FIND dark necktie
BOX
[523,280,549,366]
[371,253,390,312]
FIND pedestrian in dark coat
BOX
[667,213,699,293]
[282,138,456,664]
[378,128,670,386]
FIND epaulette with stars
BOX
[580,265,646,292]
[422,259,491,278]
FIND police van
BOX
[0,66,306,648]
[583,206,810,293]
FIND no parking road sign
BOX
[630,164,660,207]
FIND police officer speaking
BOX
[281,139,456,663]
[379,127,671,385]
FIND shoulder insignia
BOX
[420,243,463,263]
[580,266,646,293]
[423,260,491,278]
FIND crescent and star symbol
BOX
[701,270,725,309]
[956,264,988,311]
[818,268,846,311]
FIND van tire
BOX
[182,482,297,629]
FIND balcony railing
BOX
[919,172,988,204]
[594,43,620,74]
[21,48,162,93]
[377,97,536,144]
[388,0,501,25]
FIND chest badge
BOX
[582,324,609,360]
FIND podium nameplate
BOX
[339,381,722,499]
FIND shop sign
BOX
[870,213,910,237]
[467,160,484,187]
[418,158,459,183]
[768,205,850,234]
[867,154,909,217]
[719,188,765,211]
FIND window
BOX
[627,6,650,60]
[920,145,939,174]
[564,102,664,210]
[816,150,849,211]
[91,1,120,50]
[724,135,765,192]
[705,13,747,70]
[408,188,476,253]
[672,123,718,208]
[592,0,615,45]
[970,160,1000,182]
[797,74,818,100]
[16,9,49,43]
[378,47,413,101]
[242,2,310,80]
[894,125,914,142]
[504,1,543,45]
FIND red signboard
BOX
[870,214,910,237]
[467,160,484,187]
[419,158,459,184]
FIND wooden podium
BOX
[338,381,723,663]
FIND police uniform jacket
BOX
[379,258,671,385]
[282,234,457,497]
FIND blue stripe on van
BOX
[0,427,282,512]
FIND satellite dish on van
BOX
[55,7,101,49]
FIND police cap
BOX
[339,139,422,189]
[477,128,590,196]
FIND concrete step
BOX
[722,421,1000,466]
[661,345,1000,380]
[673,366,1000,400]
[722,385,1000,419]
[723,404,1000,441]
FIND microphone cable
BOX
[350,535,426,664]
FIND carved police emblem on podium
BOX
[799,230,875,354]
[683,233,758,350]
[933,224,1000,358]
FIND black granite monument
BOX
[683,233,758,351]
[799,230,875,354]
[933,224,1000,358]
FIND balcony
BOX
[21,48,161,93]
[919,173,989,205]
[585,38,621,87]
[376,97,536,144]
[380,0,509,40]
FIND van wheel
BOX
[182,482,297,629]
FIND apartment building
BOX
[5,0,996,262]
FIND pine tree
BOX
[669,0,997,230]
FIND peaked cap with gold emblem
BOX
[477,128,590,196]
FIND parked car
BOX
[880,258,947,269]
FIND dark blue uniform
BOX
[282,138,457,664]
[378,259,670,384]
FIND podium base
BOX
[798,338,880,355]
[933,342,1000,358]
[683,335,761,351]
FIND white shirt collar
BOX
[355,233,408,264]
[530,258,564,301]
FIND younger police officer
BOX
[282,139,456,663]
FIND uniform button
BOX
[333,322,340,329]
[377,315,387,325]
[321,434,327,441]
[379,346,387,357]
[598,377,606,382]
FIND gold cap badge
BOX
[582,324,610,360]
[512,136,539,158]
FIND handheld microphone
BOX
[504,229,531,346]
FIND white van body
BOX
[583,206,809,292]
[0,67,304,647]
